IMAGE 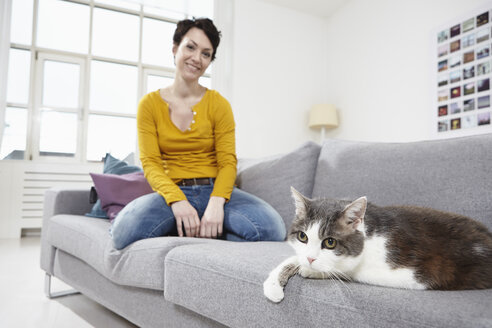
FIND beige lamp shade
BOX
[308,104,338,128]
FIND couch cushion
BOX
[47,214,217,290]
[164,242,492,328]
[86,153,143,219]
[312,134,492,230]
[236,141,321,230]
[53,249,226,328]
[90,172,153,221]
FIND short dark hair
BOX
[173,18,221,61]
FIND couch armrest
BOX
[41,188,93,274]
[43,187,93,219]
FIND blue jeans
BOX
[110,184,286,250]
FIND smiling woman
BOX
[110,18,287,250]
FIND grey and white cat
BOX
[264,187,492,303]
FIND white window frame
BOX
[142,68,175,96]
[32,52,86,162]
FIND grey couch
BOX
[40,134,492,328]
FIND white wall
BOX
[230,0,327,158]
[323,0,492,142]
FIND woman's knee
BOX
[228,189,286,240]
[110,193,174,249]
[268,222,287,241]
[258,207,287,241]
[225,200,287,242]
[111,229,130,250]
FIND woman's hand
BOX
[200,196,226,239]
[171,200,200,237]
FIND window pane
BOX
[189,0,214,19]
[142,18,176,68]
[37,0,90,54]
[200,76,211,89]
[39,110,77,156]
[144,1,186,20]
[92,8,139,62]
[43,60,80,109]
[147,74,174,93]
[87,115,136,161]
[95,0,140,11]
[10,0,34,45]
[0,108,27,160]
[90,61,138,114]
[6,48,31,104]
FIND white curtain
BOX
[0,0,12,148]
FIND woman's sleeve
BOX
[211,94,237,201]
[137,96,186,205]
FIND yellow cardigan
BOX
[137,89,237,205]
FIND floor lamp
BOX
[308,104,339,143]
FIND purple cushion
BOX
[89,172,153,221]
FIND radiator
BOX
[0,161,102,238]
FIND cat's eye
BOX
[323,238,337,249]
[297,231,308,243]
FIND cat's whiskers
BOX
[315,262,354,295]
[328,270,354,296]
[316,262,351,280]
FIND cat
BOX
[263,187,492,303]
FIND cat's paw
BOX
[263,277,284,303]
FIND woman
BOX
[111,18,286,250]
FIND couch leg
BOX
[44,273,80,299]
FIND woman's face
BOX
[173,27,213,82]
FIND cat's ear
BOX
[342,197,367,231]
[291,186,309,217]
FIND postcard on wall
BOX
[432,3,492,138]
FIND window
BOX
[92,8,139,61]
[6,48,31,104]
[1,0,214,162]
[4,48,31,159]
[89,60,138,114]
[142,18,176,68]
[0,107,27,159]
[37,0,90,54]
[42,60,80,109]
[35,54,84,159]
[10,0,33,45]
[39,110,78,156]
[87,115,137,161]
[146,74,174,94]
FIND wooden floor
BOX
[0,236,137,328]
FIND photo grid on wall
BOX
[436,9,492,135]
